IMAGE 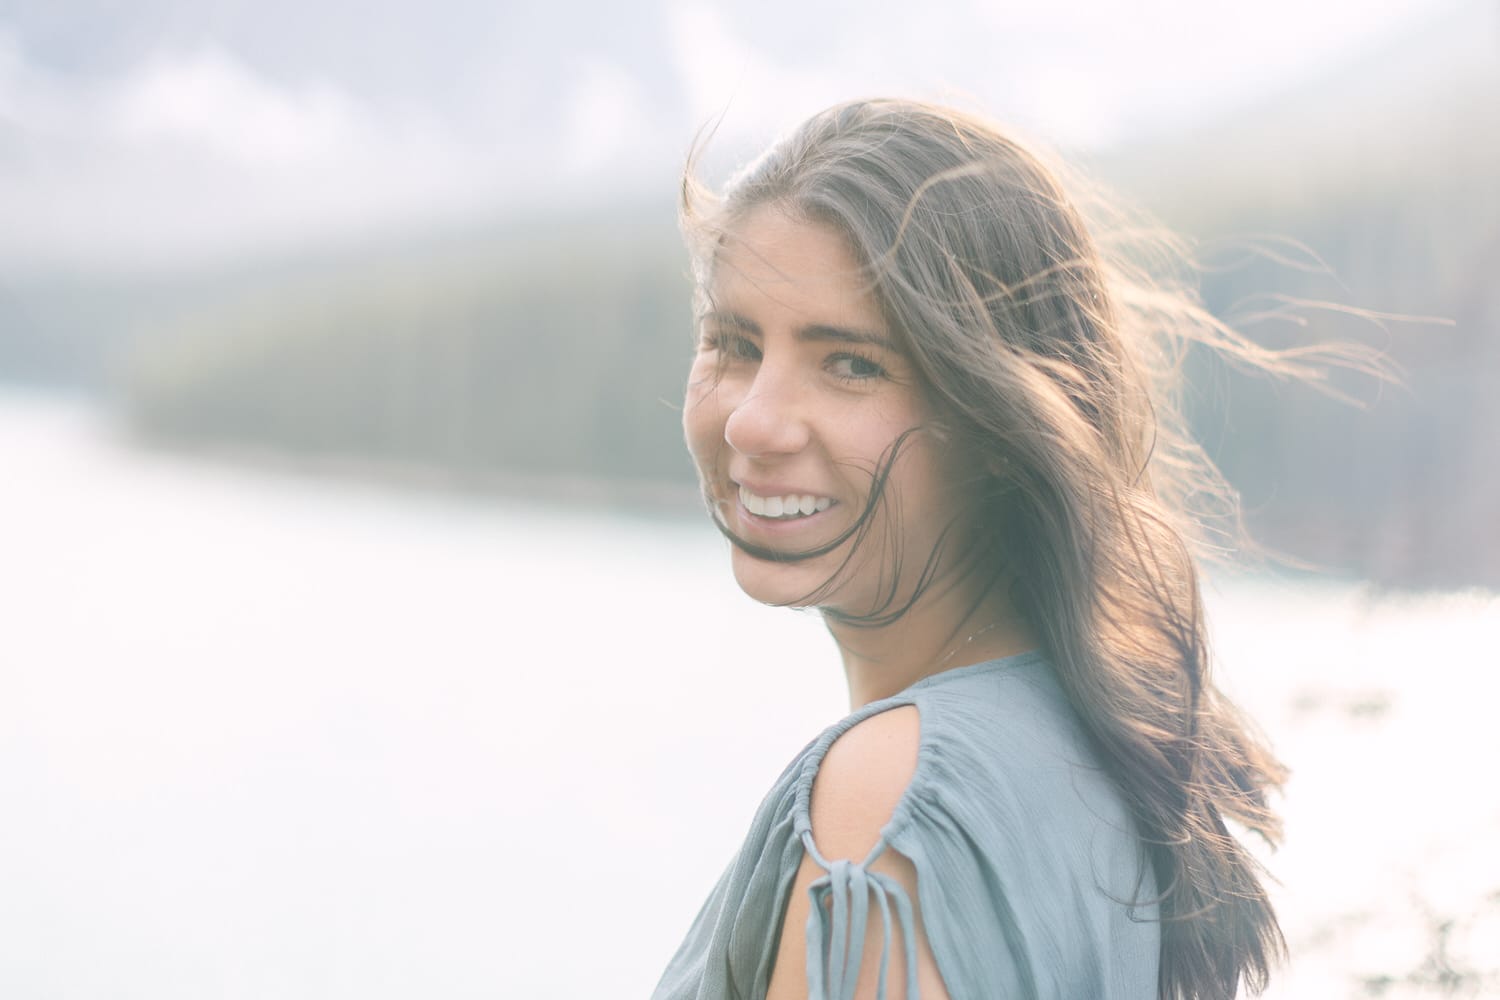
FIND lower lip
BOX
[733,497,837,537]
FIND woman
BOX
[655,99,1287,1000]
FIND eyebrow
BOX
[702,310,900,353]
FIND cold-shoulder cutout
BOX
[807,703,921,866]
[769,701,943,1000]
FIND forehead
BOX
[708,205,886,332]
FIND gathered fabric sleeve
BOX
[789,675,1159,999]
[884,683,1160,999]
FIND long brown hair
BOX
[680,98,1326,999]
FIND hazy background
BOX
[2,1,1497,997]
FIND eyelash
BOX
[699,334,890,383]
[703,333,761,362]
[827,351,888,383]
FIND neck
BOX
[827,581,1038,709]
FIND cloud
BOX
[0,32,504,273]
[666,2,850,148]
[560,60,653,175]
[0,0,1451,274]
[107,48,366,170]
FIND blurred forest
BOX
[1106,23,1500,589]
[1,21,1496,590]
[117,210,699,496]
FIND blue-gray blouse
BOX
[652,651,1160,999]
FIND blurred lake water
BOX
[2,391,1496,998]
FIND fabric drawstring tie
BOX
[804,855,919,1000]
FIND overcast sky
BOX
[0,0,1471,274]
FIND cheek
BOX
[682,378,727,473]
[879,434,953,527]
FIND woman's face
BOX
[683,204,966,617]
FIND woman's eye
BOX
[829,354,888,381]
[703,333,761,362]
[727,336,762,361]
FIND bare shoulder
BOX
[768,703,949,1000]
[810,704,922,862]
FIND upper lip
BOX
[732,477,837,500]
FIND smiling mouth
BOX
[738,485,835,520]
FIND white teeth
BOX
[738,485,835,520]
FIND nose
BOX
[722,365,812,459]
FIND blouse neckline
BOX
[899,647,1047,696]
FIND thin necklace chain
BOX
[937,620,1006,668]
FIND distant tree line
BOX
[1133,102,1500,589]
[124,217,700,492]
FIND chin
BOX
[729,548,833,609]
